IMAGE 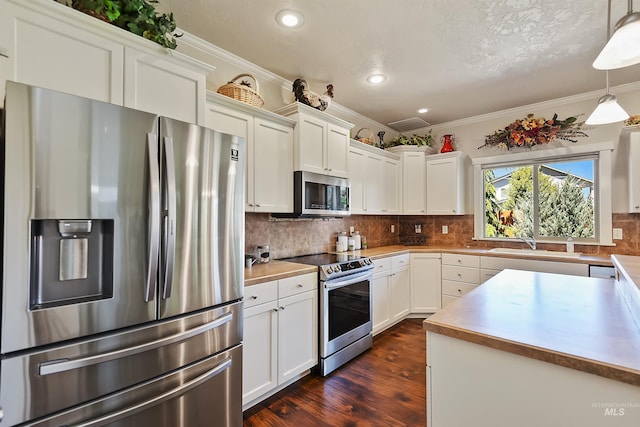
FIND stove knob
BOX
[325,267,333,275]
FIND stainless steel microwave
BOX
[292,170,350,217]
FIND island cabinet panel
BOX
[427,332,640,427]
[479,256,588,276]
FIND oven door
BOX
[320,270,372,358]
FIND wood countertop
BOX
[244,245,612,286]
[424,269,640,387]
[343,245,612,266]
[244,261,317,286]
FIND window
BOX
[484,158,596,241]
[472,142,614,245]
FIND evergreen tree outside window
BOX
[483,158,596,241]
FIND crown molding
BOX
[427,81,640,131]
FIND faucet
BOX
[520,236,537,250]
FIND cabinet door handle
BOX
[296,284,303,288]
[256,204,261,207]
[279,306,285,310]
[457,289,462,294]
[452,209,456,213]
[250,295,258,300]
[457,273,462,277]
[273,308,278,312]
[248,203,254,207]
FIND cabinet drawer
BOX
[442,253,480,268]
[442,280,477,297]
[442,265,480,284]
[245,280,278,308]
[441,295,458,307]
[392,254,410,271]
[278,272,317,299]
[372,257,392,274]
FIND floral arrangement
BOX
[387,130,434,148]
[481,113,588,150]
[625,115,640,126]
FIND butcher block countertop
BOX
[244,261,317,286]
[424,268,640,387]
[353,245,612,265]
[244,245,612,286]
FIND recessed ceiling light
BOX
[417,108,429,114]
[276,10,304,28]
[367,74,387,84]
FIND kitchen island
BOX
[424,269,640,426]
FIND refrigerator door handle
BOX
[38,311,233,376]
[162,136,176,300]
[145,133,161,302]
[69,357,233,427]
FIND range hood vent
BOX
[387,117,430,132]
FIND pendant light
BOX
[593,0,640,69]
[586,0,630,125]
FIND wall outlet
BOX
[349,226,355,234]
[415,224,422,234]
[613,228,623,240]
[442,225,449,234]
[391,224,395,233]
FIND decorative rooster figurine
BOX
[292,79,334,111]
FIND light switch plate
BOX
[391,224,395,233]
[442,225,448,234]
[613,228,623,240]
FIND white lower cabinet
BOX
[410,253,442,313]
[372,254,410,335]
[441,253,480,307]
[242,273,317,408]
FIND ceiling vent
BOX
[387,117,431,132]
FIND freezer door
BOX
[1,82,158,353]
[159,118,245,318]
[0,302,242,426]
[27,344,242,427]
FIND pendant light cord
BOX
[605,0,612,94]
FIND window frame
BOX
[472,141,614,246]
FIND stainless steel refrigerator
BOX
[0,82,244,426]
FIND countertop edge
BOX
[424,319,640,387]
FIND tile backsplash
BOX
[245,213,640,259]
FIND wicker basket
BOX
[217,74,264,108]
[354,128,375,145]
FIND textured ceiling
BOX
[157,0,640,126]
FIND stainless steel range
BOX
[281,253,374,376]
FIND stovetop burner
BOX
[280,252,374,281]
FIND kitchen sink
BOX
[488,247,582,258]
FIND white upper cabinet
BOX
[400,149,427,214]
[0,0,212,124]
[628,131,640,213]
[349,140,401,215]
[123,47,207,124]
[0,0,124,104]
[426,151,470,215]
[206,92,295,213]
[276,103,354,178]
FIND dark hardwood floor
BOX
[243,318,427,426]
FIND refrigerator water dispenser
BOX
[30,219,114,309]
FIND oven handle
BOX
[324,270,373,291]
